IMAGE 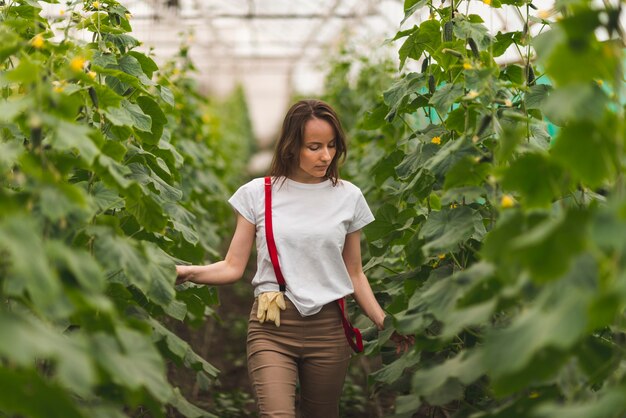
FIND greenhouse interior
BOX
[1,0,626,417]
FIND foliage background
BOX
[2,0,626,417]
[0,1,253,416]
[322,0,626,417]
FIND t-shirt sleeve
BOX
[348,190,375,233]
[228,182,257,224]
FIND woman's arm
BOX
[343,230,415,353]
[342,230,387,330]
[176,214,256,285]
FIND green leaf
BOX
[104,100,152,132]
[445,106,477,134]
[452,16,492,48]
[95,154,133,190]
[92,51,118,68]
[425,136,476,178]
[500,152,567,208]
[6,56,40,84]
[509,209,590,282]
[366,204,414,241]
[399,20,441,69]
[419,206,480,255]
[144,244,176,308]
[44,117,100,165]
[429,83,464,115]
[128,51,159,78]
[118,54,149,83]
[164,202,199,245]
[402,0,429,25]
[0,216,65,315]
[136,95,167,144]
[551,118,618,188]
[128,163,183,202]
[383,72,426,121]
[170,388,218,418]
[93,328,172,402]
[125,191,169,232]
[91,84,123,108]
[371,350,421,384]
[0,312,95,397]
[398,168,437,200]
[492,31,521,57]
[444,156,490,189]
[483,265,593,392]
[542,83,609,126]
[535,26,618,86]
[531,387,626,418]
[0,95,33,123]
[396,141,439,179]
[159,85,176,107]
[150,319,219,378]
[45,241,106,293]
[412,349,485,405]
[0,26,21,62]
[525,84,552,110]
[500,64,524,84]
[89,181,124,212]
[0,140,24,172]
[0,366,85,418]
[361,102,389,130]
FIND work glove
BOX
[257,291,286,327]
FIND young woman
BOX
[176,99,412,417]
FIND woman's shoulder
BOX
[232,177,265,196]
[336,179,364,194]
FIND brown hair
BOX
[269,99,347,186]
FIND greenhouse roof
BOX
[41,0,560,144]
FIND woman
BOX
[176,99,412,417]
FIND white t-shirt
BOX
[228,177,375,316]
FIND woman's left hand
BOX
[389,331,415,354]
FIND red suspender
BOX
[264,176,286,292]
[263,177,363,353]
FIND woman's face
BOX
[290,118,336,184]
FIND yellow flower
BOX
[537,10,551,19]
[59,9,65,16]
[31,34,44,49]
[92,1,101,9]
[70,56,86,72]
[595,79,604,87]
[483,0,492,5]
[438,254,446,260]
[88,71,97,79]
[501,194,515,208]
[463,62,473,70]
[466,90,479,99]
[52,80,66,93]
[450,203,458,209]
[431,136,442,145]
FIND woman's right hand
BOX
[175,265,192,285]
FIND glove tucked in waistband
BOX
[257,291,286,327]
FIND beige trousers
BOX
[247,297,352,418]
